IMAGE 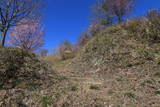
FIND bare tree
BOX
[0,0,44,47]
[8,19,44,51]
[88,22,106,36]
[76,32,91,50]
[92,1,113,26]
[94,0,134,24]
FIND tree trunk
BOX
[0,30,7,47]
[118,16,123,24]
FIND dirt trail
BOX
[69,76,103,85]
[58,68,104,85]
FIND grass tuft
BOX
[90,85,100,90]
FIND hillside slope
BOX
[0,47,65,107]
[2,21,160,106]
[66,24,160,106]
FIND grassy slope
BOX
[5,21,160,106]
[46,24,160,107]
[0,48,71,107]
[69,25,160,106]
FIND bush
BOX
[125,9,160,43]
[0,47,49,88]
[88,23,106,36]
[124,18,142,35]
[76,23,106,50]
[58,40,75,60]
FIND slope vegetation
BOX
[0,47,62,106]
[67,22,160,106]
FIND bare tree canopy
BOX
[0,0,44,46]
[93,0,134,25]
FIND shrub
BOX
[88,23,106,36]
[125,9,160,43]
[58,40,75,60]
[76,23,106,51]
[124,18,142,35]
[0,47,49,88]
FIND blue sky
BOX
[43,0,160,51]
